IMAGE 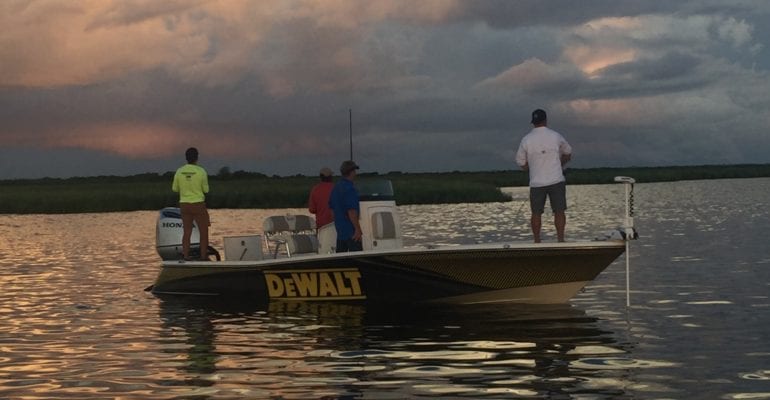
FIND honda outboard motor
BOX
[156,207,220,260]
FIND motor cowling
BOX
[156,207,201,260]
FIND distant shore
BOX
[1,164,768,214]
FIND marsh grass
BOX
[1,164,768,214]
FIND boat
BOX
[149,178,637,305]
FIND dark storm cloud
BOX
[569,53,711,100]
[451,0,770,29]
[603,52,701,82]
[0,1,769,178]
[449,0,676,28]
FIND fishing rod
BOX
[349,108,353,160]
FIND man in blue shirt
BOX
[329,160,362,252]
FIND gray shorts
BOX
[530,181,567,214]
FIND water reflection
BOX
[152,297,644,398]
[1,178,769,398]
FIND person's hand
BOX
[352,226,362,242]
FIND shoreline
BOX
[1,164,768,214]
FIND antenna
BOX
[349,108,353,160]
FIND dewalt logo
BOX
[264,268,365,300]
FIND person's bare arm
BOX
[348,209,362,241]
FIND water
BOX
[1,178,768,399]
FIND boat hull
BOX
[150,241,625,304]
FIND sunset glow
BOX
[1,1,768,178]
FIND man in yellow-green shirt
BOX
[172,147,210,260]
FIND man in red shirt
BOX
[308,167,334,228]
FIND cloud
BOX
[42,123,200,158]
[85,0,205,30]
[0,1,182,87]
[0,0,463,90]
[0,1,769,179]
[476,58,584,94]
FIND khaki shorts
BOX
[180,202,210,228]
[530,181,567,214]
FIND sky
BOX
[1,0,769,179]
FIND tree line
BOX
[1,164,768,214]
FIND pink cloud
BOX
[475,58,583,91]
[0,0,463,89]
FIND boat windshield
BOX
[357,179,395,201]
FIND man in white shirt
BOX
[515,109,572,243]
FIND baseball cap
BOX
[340,160,360,175]
[531,109,547,124]
[319,167,333,177]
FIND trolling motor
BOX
[614,176,638,307]
[614,176,638,240]
[155,207,220,261]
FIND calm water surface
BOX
[1,178,768,399]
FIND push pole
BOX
[614,176,636,307]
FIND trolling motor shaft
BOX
[614,176,637,307]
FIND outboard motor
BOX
[156,207,220,260]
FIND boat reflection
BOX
[155,298,648,398]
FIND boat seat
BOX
[263,214,317,258]
[284,233,319,255]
